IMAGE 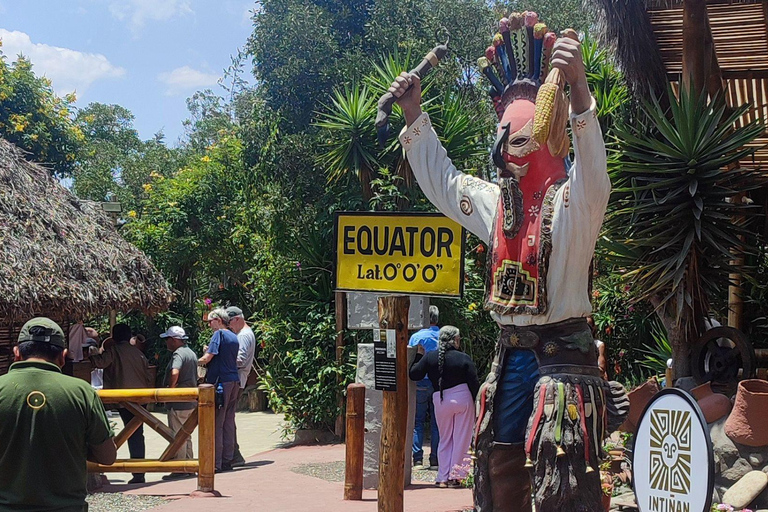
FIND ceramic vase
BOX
[619,378,660,432]
[690,382,732,423]
[725,379,768,447]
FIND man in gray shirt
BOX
[160,326,198,479]
[226,306,257,467]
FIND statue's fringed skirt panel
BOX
[473,318,629,512]
[518,318,629,512]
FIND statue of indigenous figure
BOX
[389,13,628,512]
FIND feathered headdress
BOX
[477,13,571,158]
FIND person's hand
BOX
[389,72,423,128]
[550,29,590,115]
[417,344,425,355]
[203,344,209,352]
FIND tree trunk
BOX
[669,323,691,380]
[682,0,712,95]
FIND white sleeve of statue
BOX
[399,113,499,245]
[568,97,611,227]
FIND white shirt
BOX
[236,324,257,389]
[400,98,609,327]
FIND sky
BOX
[0,0,255,145]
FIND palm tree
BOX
[602,85,766,378]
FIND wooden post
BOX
[335,291,347,439]
[197,384,215,493]
[377,296,410,512]
[344,383,366,500]
[682,0,712,95]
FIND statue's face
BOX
[495,99,563,180]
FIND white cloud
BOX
[0,29,125,95]
[157,66,219,95]
[109,0,192,34]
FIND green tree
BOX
[0,52,84,177]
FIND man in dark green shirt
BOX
[0,318,117,511]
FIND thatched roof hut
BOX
[0,139,172,371]
[589,0,768,166]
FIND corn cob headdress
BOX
[478,13,570,160]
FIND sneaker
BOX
[413,461,428,470]
[231,453,246,467]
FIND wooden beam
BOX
[377,296,409,512]
[121,402,176,444]
[197,384,216,493]
[89,459,199,473]
[159,408,199,462]
[98,388,200,404]
[114,416,143,449]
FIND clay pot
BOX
[725,379,768,447]
[619,378,661,432]
[601,485,612,512]
[690,382,732,423]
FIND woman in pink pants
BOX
[409,326,480,487]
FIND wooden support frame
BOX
[88,385,216,495]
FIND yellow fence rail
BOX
[87,384,215,493]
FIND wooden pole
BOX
[682,0,712,95]
[197,384,215,493]
[344,383,366,500]
[377,296,410,512]
[335,291,348,439]
[88,460,199,473]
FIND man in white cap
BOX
[160,326,198,479]
[226,306,257,467]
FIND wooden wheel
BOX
[692,326,756,394]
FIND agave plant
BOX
[315,51,489,208]
[602,84,766,377]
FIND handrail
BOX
[88,384,216,495]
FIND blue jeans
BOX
[413,381,439,465]
[493,349,539,444]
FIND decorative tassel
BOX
[567,403,578,421]
[524,457,534,468]
[555,382,565,451]
[526,385,548,463]
[589,385,600,461]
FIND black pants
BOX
[118,407,146,479]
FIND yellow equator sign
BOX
[335,212,465,297]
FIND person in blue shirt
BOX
[198,308,240,472]
[408,305,440,469]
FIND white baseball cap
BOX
[159,326,188,340]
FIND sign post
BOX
[633,389,715,512]
[334,211,465,512]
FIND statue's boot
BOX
[488,442,532,512]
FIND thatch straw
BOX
[585,0,669,99]
[0,139,173,323]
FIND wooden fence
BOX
[87,385,215,493]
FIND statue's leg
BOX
[483,348,538,512]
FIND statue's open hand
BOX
[389,72,423,127]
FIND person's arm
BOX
[465,357,481,400]
[598,343,608,380]
[409,352,429,381]
[168,368,180,388]
[390,73,499,244]
[85,389,117,465]
[236,332,254,369]
[88,438,117,465]
[88,346,114,369]
[199,332,220,365]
